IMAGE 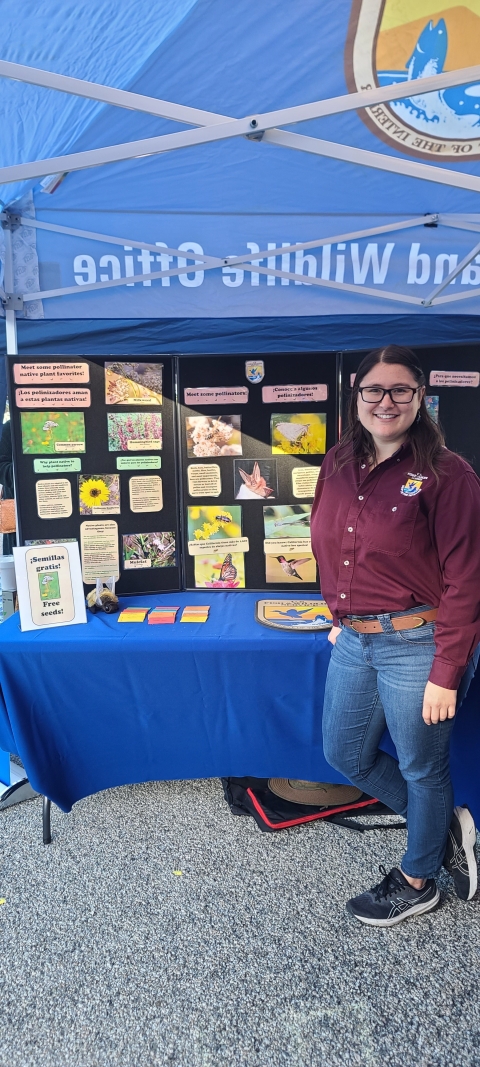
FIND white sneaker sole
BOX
[350,889,440,927]
[452,805,478,901]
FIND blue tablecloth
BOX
[0,592,479,817]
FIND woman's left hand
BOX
[422,681,457,725]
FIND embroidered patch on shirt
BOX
[400,473,428,497]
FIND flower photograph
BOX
[107,412,162,451]
[185,415,242,457]
[79,474,120,515]
[187,506,242,542]
[21,412,86,454]
[122,531,176,569]
[194,551,245,588]
[271,413,326,455]
[105,362,163,405]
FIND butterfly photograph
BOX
[194,551,245,589]
[271,413,326,455]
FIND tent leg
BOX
[43,797,52,845]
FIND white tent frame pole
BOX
[1,60,479,128]
[422,238,480,305]
[2,65,480,190]
[19,213,437,267]
[15,213,432,306]
[4,124,480,195]
[1,222,18,355]
[8,210,480,309]
[21,260,423,306]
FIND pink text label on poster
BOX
[262,384,328,404]
[429,370,479,388]
[184,386,249,405]
[13,362,90,385]
[15,388,91,409]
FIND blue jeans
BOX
[322,613,478,879]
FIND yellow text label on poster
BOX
[188,537,249,556]
[292,466,321,498]
[36,479,73,520]
[187,464,222,498]
[80,521,120,584]
[264,537,312,555]
[129,475,163,513]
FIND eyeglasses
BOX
[358,386,419,404]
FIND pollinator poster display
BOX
[178,353,338,591]
[7,355,181,595]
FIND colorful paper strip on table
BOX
[180,605,210,623]
[117,607,149,623]
[148,607,179,624]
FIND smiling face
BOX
[357,362,425,452]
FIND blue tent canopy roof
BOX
[1,0,480,349]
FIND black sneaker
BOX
[443,806,478,901]
[346,865,440,927]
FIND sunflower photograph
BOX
[79,474,120,515]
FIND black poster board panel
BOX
[342,345,480,473]
[7,355,180,594]
[177,353,338,591]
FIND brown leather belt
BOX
[341,608,437,634]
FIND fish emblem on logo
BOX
[346,1,480,160]
[245,360,264,384]
[400,472,428,497]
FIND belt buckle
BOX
[350,620,365,633]
[408,615,425,629]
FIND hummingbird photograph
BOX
[275,555,313,580]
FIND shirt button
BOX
[348,526,353,532]
[360,464,366,469]
[358,495,364,501]
[392,506,397,512]
[343,560,350,566]
[340,594,346,599]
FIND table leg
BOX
[43,797,51,845]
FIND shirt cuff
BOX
[428,658,465,690]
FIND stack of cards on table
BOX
[118,606,149,623]
[180,604,210,623]
[148,606,179,625]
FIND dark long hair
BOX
[336,345,445,476]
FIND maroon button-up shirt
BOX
[311,442,480,689]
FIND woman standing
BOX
[311,345,480,926]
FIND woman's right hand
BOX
[328,625,342,646]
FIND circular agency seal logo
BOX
[345,0,480,161]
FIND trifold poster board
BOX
[177,354,338,591]
[343,345,480,476]
[7,352,338,594]
[7,356,180,595]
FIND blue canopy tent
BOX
[2,0,480,812]
[2,0,480,398]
